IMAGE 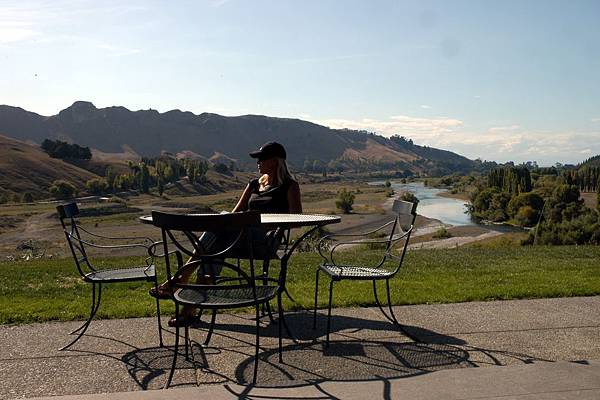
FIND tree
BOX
[157,177,164,196]
[105,167,116,192]
[139,162,150,193]
[49,180,78,200]
[41,139,92,159]
[335,189,355,214]
[85,178,108,195]
[22,192,34,203]
[214,163,230,175]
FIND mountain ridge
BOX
[0,101,475,173]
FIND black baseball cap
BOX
[249,141,287,160]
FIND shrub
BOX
[335,189,355,214]
[399,191,419,204]
[21,192,34,203]
[507,192,544,218]
[432,227,452,239]
[85,178,108,195]
[49,180,78,200]
[514,206,538,227]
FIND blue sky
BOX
[1,0,599,165]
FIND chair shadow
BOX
[115,311,554,390]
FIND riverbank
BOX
[436,190,471,202]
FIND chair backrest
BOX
[392,199,418,218]
[386,200,418,274]
[57,202,91,277]
[151,211,264,287]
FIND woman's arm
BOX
[287,181,302,213]
[232,184,252,212]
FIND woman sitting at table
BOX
[150,141,302,326]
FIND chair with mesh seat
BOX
[57,202,163,350]
[313,199,418,346]
[150,210,284,388]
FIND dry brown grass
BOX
[581,192,597,210]
[0,135,99,198]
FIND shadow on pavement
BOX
[116,311,554,390]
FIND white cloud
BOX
[420,105,431,109]
[0,27,39,43]
[97,43,142,56]
[312,115,600,165]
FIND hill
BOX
[580,155,600,168]
[0,135,100,200]
[0,102,478,174]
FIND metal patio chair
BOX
[57,202,163,350]
[150,210,284,387]
[313,199,418,346]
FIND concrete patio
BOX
[1,296,599,399]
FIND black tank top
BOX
[247,178,293,213]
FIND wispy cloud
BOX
[315,115,463,139]
[97,43,142,56]
[311,115,600,164]
[208,0,232,7]
[420,105,432,109]
[0,1,148,45]
[284,53,372,65]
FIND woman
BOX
[151,141,302,326]
[234,141,302,214]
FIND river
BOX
[371,181,475,226]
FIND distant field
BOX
[581,192,597,209]
[0,180,392,258]
[0,245,598,324]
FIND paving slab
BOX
[1,296,599,399]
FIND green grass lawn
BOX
[0,245,599,324]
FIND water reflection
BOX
[372,181,474,226]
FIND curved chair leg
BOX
[373,280,394,323]
[252,303,260,384]
[70,282,100,335]
[313,269,320,329]
[384,279,399,324]
[204,309,217,346]
[374,279,420,342]
[165,303,180,389]
[326,280,334,347]
[277,294,283,363]
[61,283,101,350]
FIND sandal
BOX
[168,314,199,327]
[148,285,173,299]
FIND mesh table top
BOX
[139,213,341,228]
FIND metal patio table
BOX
[140,212,341,338]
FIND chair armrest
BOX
[70,233,151,252]
[77,224,154,245]
[147,241,184,268]
[317,226,413,266]
[320,220,396,241]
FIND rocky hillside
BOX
[0,101,477,173]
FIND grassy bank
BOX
[1,245,599,324]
